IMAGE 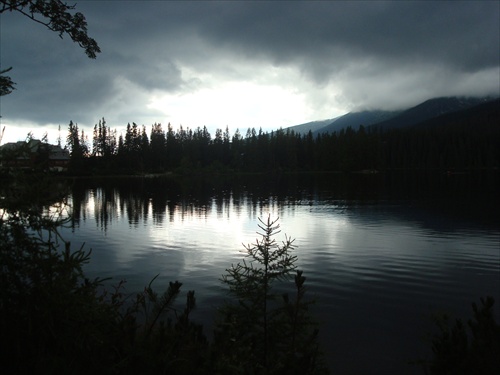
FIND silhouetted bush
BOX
[419,296,500,375]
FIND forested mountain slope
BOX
[371,96,494,131]
[313,110,399,135]
[288,96,496,135]
[407,98,500,133]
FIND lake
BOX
[61,172,499,374]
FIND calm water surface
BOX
[61,173,499,374]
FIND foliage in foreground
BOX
[0,173,326,374]
[0,173,206,374]
[419,296,500,375]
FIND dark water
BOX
[61,172,499,374]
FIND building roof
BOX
[0,139,70,161]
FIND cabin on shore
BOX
[0,139,70,172]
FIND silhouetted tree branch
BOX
[0,0,100,95]
[0,68,15,96]
[0,0,100,58]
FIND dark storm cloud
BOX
[66,1,500,74]
[179,0,500,109]
[1,1,498,136]
[200,1,499,88]
[168,2,498,72]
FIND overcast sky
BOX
[1,0,499,144]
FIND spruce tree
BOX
[214,216,328,374]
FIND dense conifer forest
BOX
[64,99,499,175]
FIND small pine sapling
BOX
[214,216,328,374]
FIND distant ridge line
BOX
[283,95,499,135]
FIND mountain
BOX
[408,97,500,133]
[368,96,493,131]
[282,96,497,136]
[286,118,340,135]
[313,110,400,135]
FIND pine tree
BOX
[66,120,85,171]
[214,216,327,374]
